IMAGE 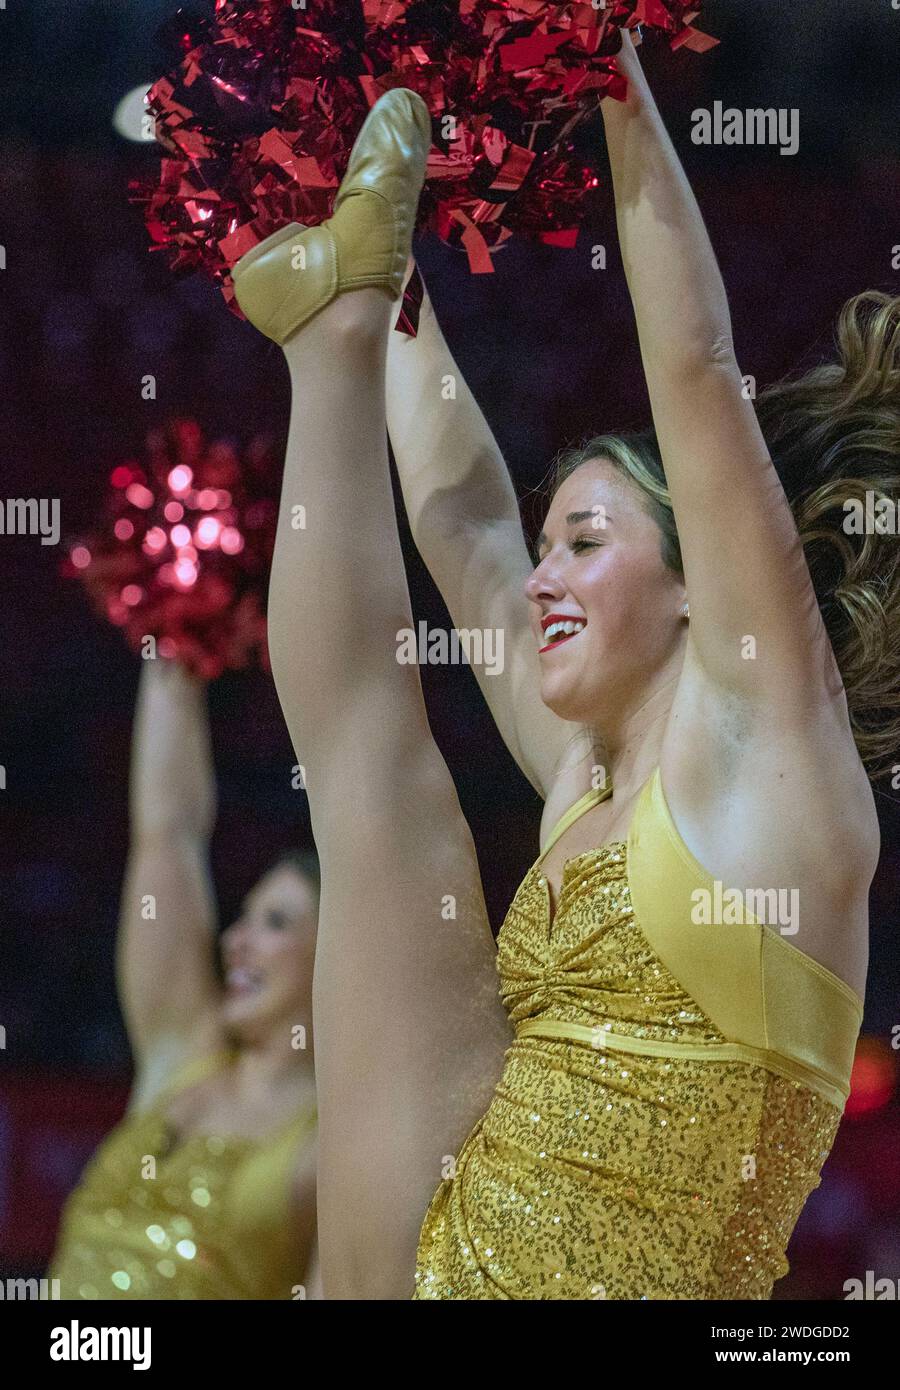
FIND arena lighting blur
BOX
[112,84,156,143]
[844,1037,899,1119]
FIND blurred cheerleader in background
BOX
[49,659,319,1299]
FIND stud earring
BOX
[681,602,690,619]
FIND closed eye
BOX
[531,535,601,564]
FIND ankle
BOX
[282,287,392,367]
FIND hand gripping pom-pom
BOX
[129,0,715,307]
[63,419,279,680]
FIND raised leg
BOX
[268,291,512,1299]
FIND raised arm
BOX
[602,30,833,708]
[117,660,223,1103]
[386,277,578,797]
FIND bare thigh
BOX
[308,725,512,1299]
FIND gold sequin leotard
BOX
[414,766,863,1299]
[49,1051,316,1299]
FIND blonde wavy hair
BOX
[549,291,900,781]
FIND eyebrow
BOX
[534,510,611,554]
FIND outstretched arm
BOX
[117,660,223,1104]
[386,276,579,797]
[602,30,831,709]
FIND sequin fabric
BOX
[50,1105,315,1299]
[414,844,843,1299]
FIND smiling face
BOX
[219,863,318,1045]
[526,458,687,726]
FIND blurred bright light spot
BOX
[143,527,167,555]
[70,546,91,569]
[110,465,134,489]
[121,584,143,607]
[112,85,156,144]
[125,483,154,509]
[196,516,221,548]
[164,501,184,523]
[220,526,244,555]
[174,558,198,587]
[168,466,193,494]
[114,518,134,541]
[170,524,191,547]
[846,1037,898,1119]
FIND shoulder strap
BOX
[540,781,612,860]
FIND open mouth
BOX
[539,616,586,654]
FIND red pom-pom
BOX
[130,0,715,296]
[64,419,278,679]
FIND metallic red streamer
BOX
[129,0,714,306]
